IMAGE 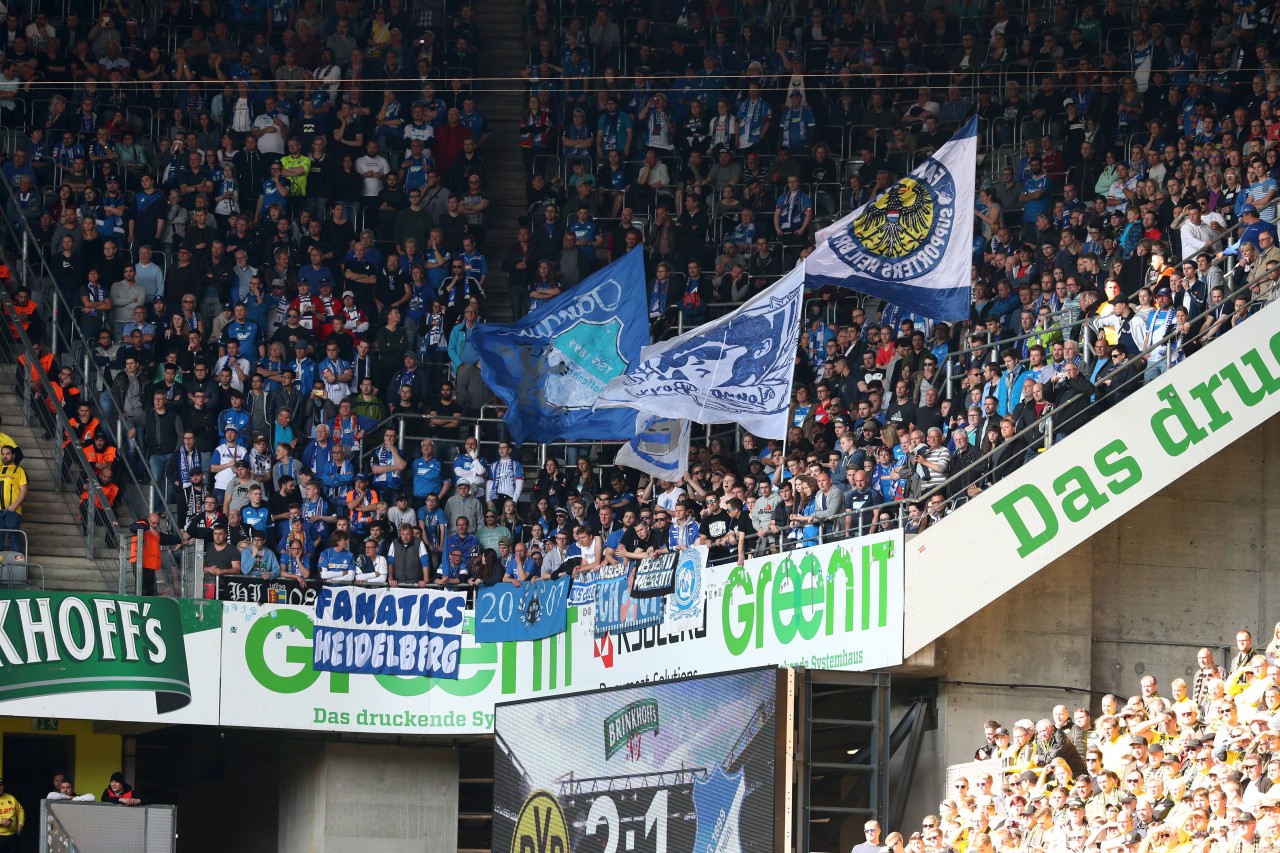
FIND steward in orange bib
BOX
[345,472,379,535]
[129,512,182,596]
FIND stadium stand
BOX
[0,0,1274,600]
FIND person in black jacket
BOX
[1048,361,1096,436]
[530,203,565,264]
[1095,343,1141,410]
[986,417,1025,484]
[140,390,182,511]
[1031,718,1087,777]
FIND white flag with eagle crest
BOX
[805,116,976,321]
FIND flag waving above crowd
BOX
[596,266,804,439]
[472,249,648,445]
[805,116,977,321]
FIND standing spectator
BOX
[141,390,182,510]
[0,445,27,554]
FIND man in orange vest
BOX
[128,512,182,596]
[80,466,122,549]
[344,472,379,536]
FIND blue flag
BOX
[472,248,648,444]
[473,576,571,644]
[805,116,977,321]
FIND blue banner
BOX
[593,564,665,638]
[567,571,598,607]
[312,587,466,679]
[472,248,649,444]
[473,576,571,643]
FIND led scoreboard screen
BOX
[493,669,782,853]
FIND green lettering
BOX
[1052,465,1109,523]
[795,552,823,641]
[771,556,799,645]
[825,546,855,636]
[722,564,755,657]
[1095,439,1142,494]
[754,560,771,650]
[1149,386,1208,457]
[245,608,322,694]
[991,484,1059,558]
[1187,374,1234,433]
[870,539,894,628]
[1219,347,1280,407]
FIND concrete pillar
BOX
[278,742,459,853]
[905,544,1095,826]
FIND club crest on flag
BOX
[612,289,798,415]
[540,316,626,411]
[831,163,957,281]
[806,115,976,321]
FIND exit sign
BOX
[31,719,58,731]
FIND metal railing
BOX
[0,286,121,582]
[0,179,181,551]
[40,799,176,853]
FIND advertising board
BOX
[0,593,221,724]
[492,668,781,853]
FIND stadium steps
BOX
[473,0,534,325]
[0,371,119,592]
[901,298,1280,659]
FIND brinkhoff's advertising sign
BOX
[0,593,221,723]
[0,531,902,735]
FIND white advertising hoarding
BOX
[218,533,903,735]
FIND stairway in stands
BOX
[0,365,118,592]
[901,299,1280,659]
[474,0,532,324]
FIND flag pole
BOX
[778,258,811,468]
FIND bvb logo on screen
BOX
[513,790,570,853]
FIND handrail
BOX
[0,179,181,545]
[0,286,120,581]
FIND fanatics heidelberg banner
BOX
[805,115,977,322]
[312,587,466,679]
[596,266,805,439]
[474,576,571,644]
[471,248,649,444]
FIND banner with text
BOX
[474,576,571,643]
[312,587,466,679]
[902,301,1280,657]
[0,594,221,724]
[631,553,678,598]
[215,574,321,606]
[215,532,903,735]
[593,564,664,638]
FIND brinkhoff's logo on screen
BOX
[827,161,957,281]
[615,294,798,415]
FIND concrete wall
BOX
[278,741,459,853]
[904,416,1280,827]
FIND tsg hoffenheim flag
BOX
[472,248,648,444]
[595,265,804,439]
[806,115,976,321]
[613,413,692,481]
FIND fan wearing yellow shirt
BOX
[0,778,24,850]
[279,137,312,200]
[0,445,27,554]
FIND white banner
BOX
[218,533,904,734]
[613,413,692,481]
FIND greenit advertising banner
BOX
[218,532,902,735]
[492,669,780,853]
[0,592,221,724]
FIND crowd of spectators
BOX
[862,629,1280,853]
[1,0,1280,595]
